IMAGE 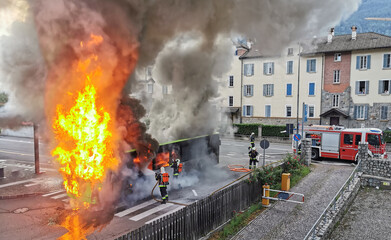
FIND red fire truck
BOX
[293,125,388,162]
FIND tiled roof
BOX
[304,32,391,54]
[240,32,391,59]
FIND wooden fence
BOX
[114,179,263,240]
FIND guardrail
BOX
[303,160,361,240]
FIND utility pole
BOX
[296,42,301,154]
[33,124,40,174]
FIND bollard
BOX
[281,173,291,191]
[262,184,270,207]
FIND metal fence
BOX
[114,179,262,240]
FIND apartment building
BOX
[314,28,391,129]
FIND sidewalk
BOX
[233,162,355,240]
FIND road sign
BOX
[260,139,270,149]
[303,104,308,122]
[293,134,301,141]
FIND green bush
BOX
[262,125,288,137]
[233,123,261,135]
[384,131,391,143]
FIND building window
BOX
[146,66,153,78]
[306,59,316,73]
[308,105,315,118]
[265,105,271,117]
[243,85,254,96]
[229,76,234,87]
[243,105,253,117]
[380,106,388,120]
[286,83,292,96]
[356,55,371,70]
[383,54,391,68]
[287,61,293,74]
[355,80,369,95]
[286,105,292,117]
[147,83,154,94]
[309,82,315,96]
[333,70,340,83]
[229,96,233,107]
[288,48,294,55]
[244,63,254,76]
[334,53,341,62]
[379,80,390,94]
[263,62,274,75]
[263,84,274,96]
[332,94,339,108]
[354,105,368,120]
[162,85,168,95]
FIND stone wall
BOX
[360,159,391,188]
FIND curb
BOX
[0,192,45,200]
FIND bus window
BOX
[355,134,361,145]
[367,134,380,146]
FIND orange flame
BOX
[52,34,118,202]
[155,152,170,168]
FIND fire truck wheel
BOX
[311,149,319,160]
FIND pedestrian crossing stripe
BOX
[115,200,156,217]
[129,203,173,221]
[145,206,185,224]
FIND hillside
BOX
[335,0,391,36]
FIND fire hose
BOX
[209,159,285,196]
[151,181,188,206]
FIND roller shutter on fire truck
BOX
[321,133,340,153]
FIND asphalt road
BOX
[0,135,352,239]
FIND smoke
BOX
[138,0,361,142]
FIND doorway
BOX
[330,117,339,125]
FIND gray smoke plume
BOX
[137,0,361,142]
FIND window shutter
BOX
[250,106,253,116]
[286,62,289,74]
[250,85,253,96]
[263,84,266,96]
[367,55,371,69]
[244,64,248,76]
[384,54,388,68]
[353,106,358,119]
[250,64,254,75]
[309,83,315,95]
[263,63,267,75]
[243,106,246,116]
[356,56,360,69]
[355,81,359,94]
[364,105,369,120]
[290,61,293,73]
[313,59,316,72]
[379,80,383,94]
[287,84,292,96]
[271,62,274,74]
[243,85,247,96]
[271,84,274,96]
[365,81,369,94]
[306,60,310,72]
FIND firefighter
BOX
[155,167,169,204]
[250,132,255,148]
[170,158,182,179]
[248,147,259,170]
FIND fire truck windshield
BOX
[367,134,381,146]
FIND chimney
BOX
[351,26,357,40]
[327,28,335,43]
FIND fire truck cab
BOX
[293,125,387,162]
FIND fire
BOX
[52,34,118,203]
[155,152,170,168]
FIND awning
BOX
[224,107,239,113]
[320,108,349,118]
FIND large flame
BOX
[52,34,118,204]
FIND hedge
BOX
[384,131,391,143]
[233,124,288,138]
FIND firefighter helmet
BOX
[252,147,256,151]
[160,167,165,173]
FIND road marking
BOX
[115,200,156,217]
[0,179,34,188]
[192,189,198,196]
[51,193,68,199]
[0,150,33,157]
[129,203,173,221]
[42,190,65,197]
[62,199,70,203]
[25,182,41,187]
[0,138,33,144]
[145,206,185,224]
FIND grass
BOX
[208,162,311,240]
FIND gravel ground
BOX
[327,188,391,240]
[233,162,355,240]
